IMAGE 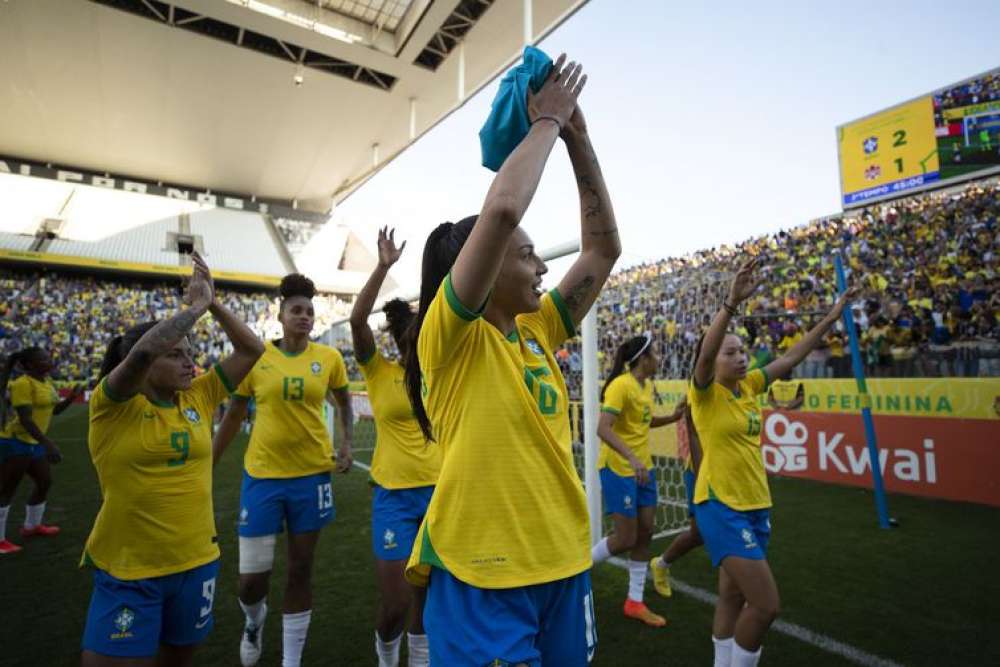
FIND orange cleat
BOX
[0,539,23,554]
[623,599,667,627]
[20,524,60,537]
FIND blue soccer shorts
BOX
[599,467,657,518]
[424,567,597,665]
[82,559,219,657]
[694,499,771,567]
[371,484,434,560]
[238,470,335,537]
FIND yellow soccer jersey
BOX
[598,373,654,476]
[690,368,771,511]
[235,341,348,479]
[406,276,589,589]
[83,365,234,580]
[2,375,59,443]
[361,350,441,489]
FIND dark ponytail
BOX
[601,335,648,401]
[98,321,159,381]
[382,299,415,353]
[0,347,44,431]
[404,216,478,441]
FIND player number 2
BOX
[168,432,190,467]
[317,482,333,510]
[893,129,907,147]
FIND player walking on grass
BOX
[650,393,706,597]
[0,347,82,554]
[691,258,856,667]
[213,272,355,667]
[81,252,263,666]
[402,56,621,664]
[589,333,684,627]
[350,228,441,667]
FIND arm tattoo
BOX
[563,275,596,315]
[149,309,200,349]
[576,174,603,219]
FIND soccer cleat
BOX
[650,557,672,597]
[20,524,60,537]
[240,605,266,666]
[0,540,23,554]
[623,599,667,627]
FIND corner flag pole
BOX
[834,255,891,529]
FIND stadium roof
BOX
[0,0,590,220]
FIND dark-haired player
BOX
[350,228,440,667]
[81,252,262,666]
[214,273,355,667]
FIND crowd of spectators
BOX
[2,179,998,395]
[0,271,350,386]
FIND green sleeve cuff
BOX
[444,274,483,322]
[231,393,251,401]
[213,363,237,395]
[101,377,128,403]
[357,349,376,366]
[759,367,771,391]
[549,288,577,338]
[601,406,621,415]
[331,384,349,393]
[692,377,714,392]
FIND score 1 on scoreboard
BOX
[837,96,940,208]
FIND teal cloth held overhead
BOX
[479,46,553,172]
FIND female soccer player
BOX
[589,333,684,626]
[0,347,82,554]
[350,227,440,667]
[213,272,354,667]
[81,252,263,666]
[403,55,620,665]
[691,258,855,667]
[650,395,706,597]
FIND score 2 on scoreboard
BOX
[837,96,939,207]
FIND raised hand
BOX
[527,54,587,130]
[561,103,588,140]
[831,285,862,318]
[727,257,762,306]
[377,227,406,268]
[183,251,214,312]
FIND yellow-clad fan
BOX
[213,272,354,667]
[81,252,263,667]
[590,333,683,626]
[689,257,856,667]
[0,347,82,554]
[349,227,441,667]
[403,56,620,665]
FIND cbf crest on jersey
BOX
[184,407,201,424]
[310,361,322,376]
[525,338,544,356]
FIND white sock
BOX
[0,505,9,541]
[24,502,45,529]
[627,559,647,602]
[407,632,429,667]
[240,598,267,627]
[731,642,762,667]
[591,537,612,565]
[712,636,734,667]
[282,610,311,667]
[375,630,402,667]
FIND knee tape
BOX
[239,534,277,574]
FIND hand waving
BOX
[727,257,762,306]
[183,251,215,313]
[377,227,406,268]
[528,54,587,130]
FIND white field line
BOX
[607,557,904,667]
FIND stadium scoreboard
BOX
[837,66,1000,208]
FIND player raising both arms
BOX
[81,252,263,667]
[350,227,441,667]
[213,273,354,667]
[0,347,82,554]
[590,333,684,626]
[403,56,620,664]
[690,258,856,667]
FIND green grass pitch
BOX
[2,405,998,665]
